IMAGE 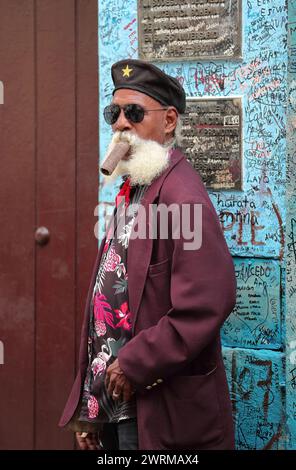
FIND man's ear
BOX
[164,107,178,137]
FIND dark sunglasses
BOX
[103,103,168,125]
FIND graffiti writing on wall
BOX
[98,0,290,449]
[285,0,296,450]
[210,189,285,258]
[223,347,285,450]
[222,259,281,349]
[99,0,287,258]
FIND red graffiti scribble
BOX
[194,69,226,93]
[251,211,265,246]
[220,210,265,246]
[230,354,237,426]
[176,76,185,86]
[272,202,285,260]
[250,79,281,101]
[124,18,136,30]
[252,359,272,420]
[263,417,285,450]
[238,214,248,246]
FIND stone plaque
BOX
[180,97,242,190]
[138,0,242,61]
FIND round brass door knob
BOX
[35,226,50,245]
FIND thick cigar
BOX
[100,141,130,176]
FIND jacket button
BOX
[157,379,163,383]
[152,382,157,387]
[146,385,152,390]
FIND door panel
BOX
[35,0,76,450]
[75,0,100,362]
[0,0,35,450]
[0,0,98,450]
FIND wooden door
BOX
[0,0,98,449]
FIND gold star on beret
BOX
[112,59,186,114]
[122,65,133,78]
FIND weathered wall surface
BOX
[98,0,293,448]
[223,347,285,449]
[286,0,296,451]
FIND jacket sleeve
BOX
[118,199,236,392]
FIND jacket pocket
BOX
[138,259,172,329]
[160,368,223,449]
[148,258,170,276]
[171,366,218,400]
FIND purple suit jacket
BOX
[59,148,236,450]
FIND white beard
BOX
[102,131,172,186]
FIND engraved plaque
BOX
[180,98,242,190]
[138,0,242,61]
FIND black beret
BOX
[111,59,186,114]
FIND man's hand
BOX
[105,358,135,402]
[75,431,101,450]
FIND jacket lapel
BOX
[127,148,184,334]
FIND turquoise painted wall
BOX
[98,0,294,449]
[285,0,296,451]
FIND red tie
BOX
[115,177,131,208]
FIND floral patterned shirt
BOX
[79,181,147,424]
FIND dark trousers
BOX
[100,418,138,450]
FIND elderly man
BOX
[59,59,236,450]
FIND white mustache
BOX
[102,131,171,186]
